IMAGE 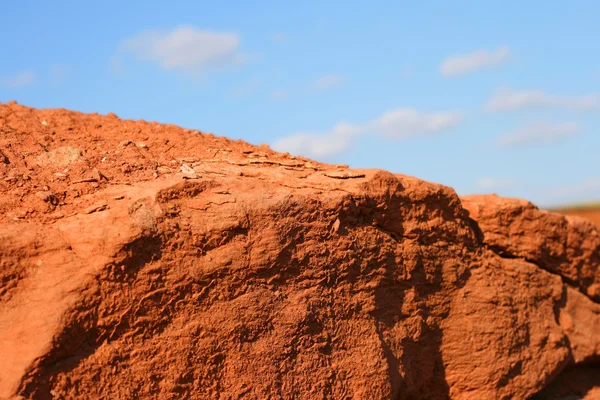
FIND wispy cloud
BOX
[270,89,289,101]
[109,56,124,75]
[399,65,414,79]
[272,33,287,44]
[440,46,509,77]
[273,108,463,158]
[50,65,68,85]
[544,177,600,206]
[475,177,521,191]
[485,88,599,112]
[272,122,358,158]
[496,121,581,148]
[311,74,344,90]
[234,77,261,99]
[374,109,463,139]
[119,26,244,72]
[2,70,36,88]
[272,74,345,101]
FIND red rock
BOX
[0,102,599,399]
[461,194,600,302]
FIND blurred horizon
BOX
[1,1,599,208]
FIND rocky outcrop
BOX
[461,195,600,302]
[0,102,599,399]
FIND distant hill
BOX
[552,202,600,226]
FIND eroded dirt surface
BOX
[555,207,600,227]
[1,102,599,399]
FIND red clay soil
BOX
[555,207,600,227]
[1,102,599,399]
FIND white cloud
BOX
[272,33,287,44]
[271,123,357,158]
[485,88,599,112]
[120,26,243,72]
[476,177,521,190]
[497,121,581,148]
[312,75,344,90]
[440,46,509,77]
[374,109,463,139]
[2,70,36,87]
[272,108,463,158]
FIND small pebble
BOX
[180,164,196,175]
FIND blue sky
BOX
[1,1,599,207]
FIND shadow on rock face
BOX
[530,363,600,400]
[17,233,165,399]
